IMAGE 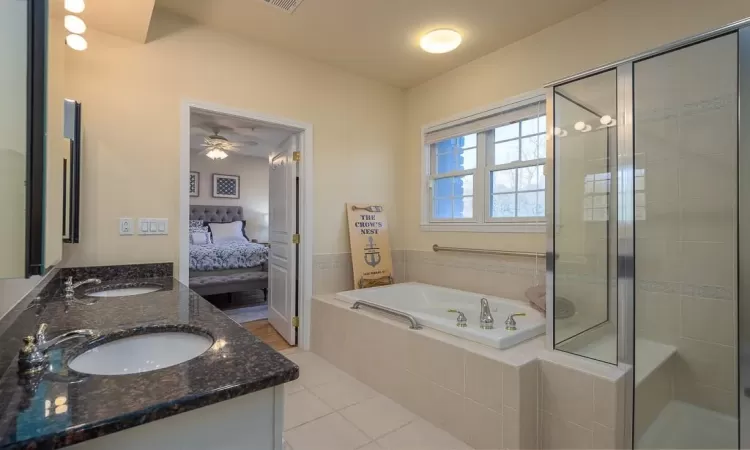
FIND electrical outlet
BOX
[119,218,134,235]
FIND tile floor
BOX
[280,350,473,450]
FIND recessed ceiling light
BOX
[64,15,86,34]
[64,0,85,13]
[420,29,462,54]
[66,34,87,51]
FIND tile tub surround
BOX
[313,251,406,295]
[0,275,298,449]
[311,295,629,449]
[403,250,542,302]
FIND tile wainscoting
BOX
[313,251,406,295]
[311,295,628,449]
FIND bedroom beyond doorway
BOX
[180,103,308,350]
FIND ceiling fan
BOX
[196,127,247,160]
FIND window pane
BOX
[456,148,476,170]
[538,115,547,133]
[491,169,516,193]
[436,152,455,173]
[453,197,473,218]
[518,165,542,191]
[521,135,544,161]
[518,191,544,217]
[494,140,520,165]
[453,175,473,196]
[521,117,544,136]
[434,178,452,197]
[495,123,519,141]
[492,194,516,218]
[461,134,477,149]
[433,198,452,219]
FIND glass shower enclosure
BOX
[547,20,750,449]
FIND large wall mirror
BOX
[0,0,70,279]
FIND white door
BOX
[267,134,298,345]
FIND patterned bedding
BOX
[189,241,269,271]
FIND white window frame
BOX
[421,90,547,233]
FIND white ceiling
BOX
[190,109,295,159]
[154,0,605,88]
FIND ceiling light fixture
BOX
[66,34,88,51]
[206,149,228,160]
[420,29,462,54]
[64,15,86,34]
[64,0,85,13]
[574,121,586,131]
[600,115,614,126]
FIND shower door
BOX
[632,32,739,449]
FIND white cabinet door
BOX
[267,136,297,345]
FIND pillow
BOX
[190,231,211,245]
[188,220,204,229]
[189,226,211,244]
[208,221,247,244]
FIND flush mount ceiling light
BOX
[64,0,85,13]
[66,34,88,51]
[420,29,462,54]
[64,15,86,34]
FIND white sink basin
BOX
[68,332,213,375]
[87,286,161,297]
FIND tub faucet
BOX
[64,276,101,299]
[479,298,494,329]
[18,323,99,374]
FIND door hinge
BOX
[292,234,300,244]
[292,316,299,328]
[292,151,301,162]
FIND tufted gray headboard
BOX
[189,205,244,223]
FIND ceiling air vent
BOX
[261,0,305,13]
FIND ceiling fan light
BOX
[206,149,228,160]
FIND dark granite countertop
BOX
[0,267,298,449]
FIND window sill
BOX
[420,222,546,233]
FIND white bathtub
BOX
[336,282,546,349]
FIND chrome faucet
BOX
[64,276,101,299]
[448,309,468,327]
[505,313,527,331]
[18,323,99,374]
[479,298,494,329]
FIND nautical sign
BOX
[346,203,394,289]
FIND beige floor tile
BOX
[286,379,306,395]
[285,390,333,430]
[340,395,417,439]
[284,413,371,450]
[296,359,352,388]
[376,419,473,450]
[308,375,379,410]
[356,443,383,450]
[286,351,330,368]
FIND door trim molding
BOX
[179,99,314,350]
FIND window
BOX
[423,94,546,231]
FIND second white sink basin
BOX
[68,331,213,375]
[87,286,162,297]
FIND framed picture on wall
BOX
[213,174,240,199]
[189,171,200,197]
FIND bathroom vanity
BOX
[0,263,298,450]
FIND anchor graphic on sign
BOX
[364,236,381,268]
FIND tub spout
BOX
[479,298,494,329]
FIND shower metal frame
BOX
[545,17,750,449]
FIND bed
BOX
[188,206,269,297]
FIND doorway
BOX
[179,100,313,350]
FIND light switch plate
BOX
[138,218,168,235]
[119,218,134,235]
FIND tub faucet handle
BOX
[448,309,467,328]
[505,313,526,331]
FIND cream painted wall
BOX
[62,9,404,269]
[403,0,750,252]
[190,154,270,242]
